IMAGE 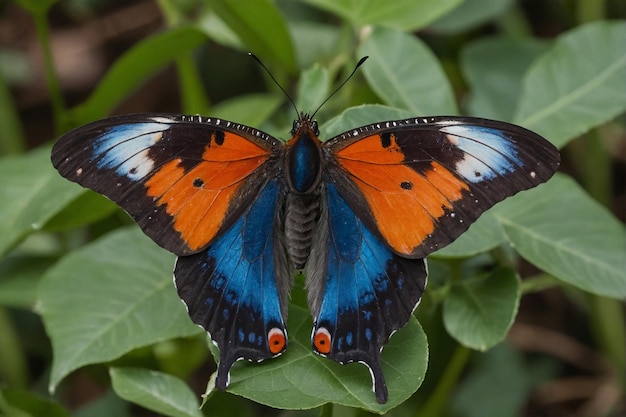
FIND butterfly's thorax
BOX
[283,118,323,270]
[285,121,322,193]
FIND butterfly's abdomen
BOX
[284,192,320,270]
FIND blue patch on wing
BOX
[174,179,287,391]
[202,179,283,326]
[317,183,395,325]
[93,123,170,177]
[441,125,521,182]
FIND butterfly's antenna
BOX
[310,56,369,119]
[248,53,300,117]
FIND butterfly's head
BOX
[291,113,319,137]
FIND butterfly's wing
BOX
[175,179,291,390]
[306,183,427,404]
[323,116,560,258]
[52,114,291,388]
[51,114,282,255]
[308,116,559,403]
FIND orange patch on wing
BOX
[336,133,404,164]
[205,132,270,161]
[337,134,470,254]
[145,134,270,251]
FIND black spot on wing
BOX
[213,130,225,146]
[380,132,393,148]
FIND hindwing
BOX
[175,179,291,389]
[306,183,427,404]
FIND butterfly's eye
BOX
[267,327,286,355]
[311,120,320,136]
[313,327,332,355]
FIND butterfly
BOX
[51,84,559,404]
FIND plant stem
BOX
[0,72,25,154]
[175,56,211,115]
[584,130,612,207]
[497,4,532,38]
[156,0,211,115]
[520,273,560,294]
[417,344,471,417]
[578,126,624,390]
[0,308,29,389]
[32,10,66,133]
[588,296,625,386]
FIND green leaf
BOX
[514,21,626,148]
[43,191,118,232]
[217,305,428,412]
[0,146,82,257]
[321,104,413,139]
[296,64,330,115]
[298,0,462,31]
[38,227,202,392]
[288,21,342,69]
[461,36,550,120]
[492,174,626,299]
[211,93,283,127]
[73,390,132,417]
[429,0,514,34]
[205,0,297,74]
[196,11,243,50]
[0,388,69,417]
[449,344,537,417]
[0,255,55,308]
[71,26,207,123]
[444,268,520,350]
[110,368,203,417]
[358,27,458,115]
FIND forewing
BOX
[174,179,291,390]
[51,114,282,255]
[306,183,427,404]
[324,116,560,258]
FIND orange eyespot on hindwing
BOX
[313,327,332,355]
[268,327,286,355]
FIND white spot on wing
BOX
[442,125,520,183]
[149,116,173,124]
[117,149,155,179]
